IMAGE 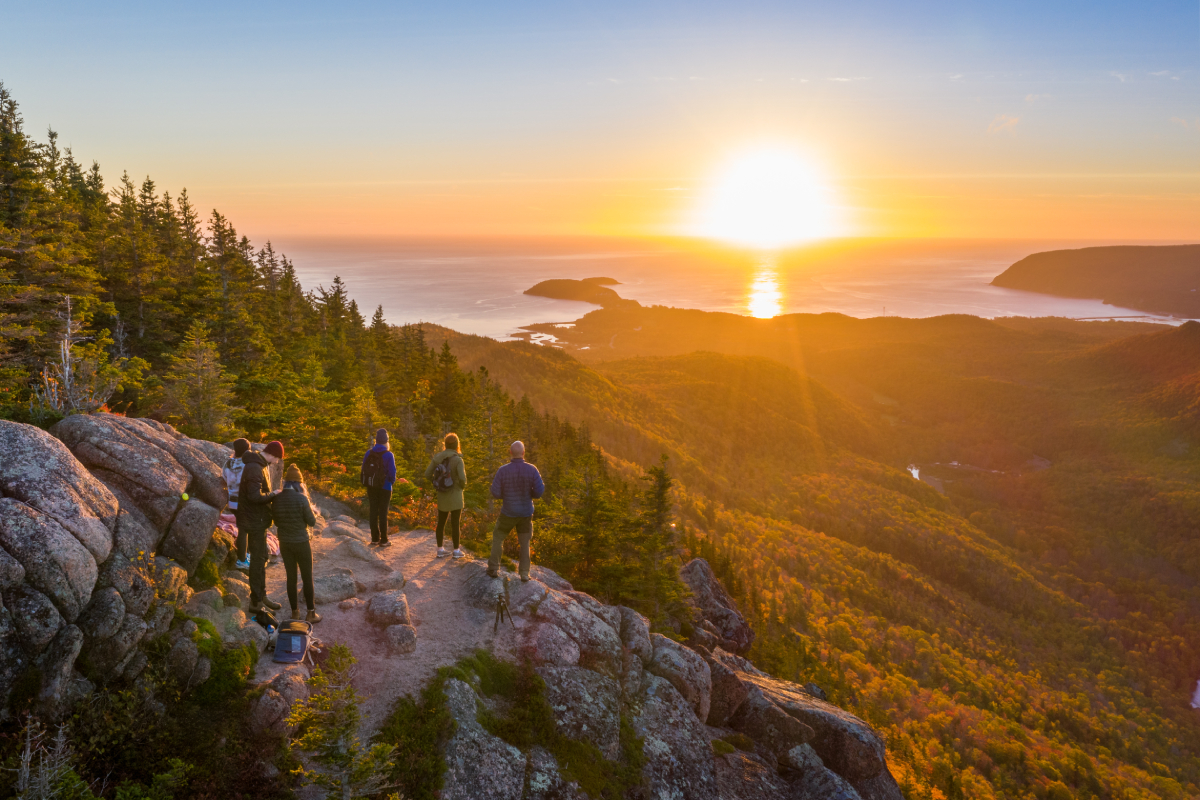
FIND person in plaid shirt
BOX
[487,440,545,580]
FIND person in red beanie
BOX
[241,440,284,613]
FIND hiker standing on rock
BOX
[487,440,544,581]
[272,465,321,623]
[223,438,251,571]
[424,432,467,559]
[242,440,284,614]
[361,428,397,548]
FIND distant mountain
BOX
[991,244,1200,317]
[524,277,638,307]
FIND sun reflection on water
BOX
[748,259,782,318]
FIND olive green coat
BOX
[425,449,467,512]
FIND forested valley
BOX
[4,81,1200,800]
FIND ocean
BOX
[273,237,1184,341]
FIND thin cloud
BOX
[949,74,964,81]
[988,114,1020,134]
[1025,93,1051,103]
[828,76,869,82]
[1110,71,1130,82]
[1171,117,1200,132]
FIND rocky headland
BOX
[991,243,1200,318]
[524,278,640,309]
[0,413,903,799]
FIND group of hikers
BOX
[221,430,546,625]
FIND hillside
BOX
[427,311,1200,800]
[991,244,1200,318]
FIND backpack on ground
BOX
[362,450,385,488]
[273,620,312,664]
[431,457,457,492]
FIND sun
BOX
[689,146,841,249]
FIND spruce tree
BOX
[155,321,238,439]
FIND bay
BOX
[273,236,1186,340]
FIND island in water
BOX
[992,243,1200,318]
[524,276,639,308]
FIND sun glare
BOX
[691,146,841,249]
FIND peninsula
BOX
[991,244,1200,318]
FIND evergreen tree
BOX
[154,321,238,439]
[286,644,399,800]
[630,457,689,625]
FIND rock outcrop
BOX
[0,416,238,720]
[680,558,754,654]
[443,558,904,800]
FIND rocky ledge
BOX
[0,415,254,719]
[0,413,903,799]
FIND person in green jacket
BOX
[424,432,467,559]
[271,464,321,623]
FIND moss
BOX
[721,732,756,752]
[711,739,737,756]
[189,558,221,591]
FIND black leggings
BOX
[280,539,314,611]
[436,509,461,549]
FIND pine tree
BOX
[286,644,399,800]
[630,456,690,626]
[154,321,238,439]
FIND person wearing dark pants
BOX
[240,440,284,613]
[273,464,321,623]
[361,429,398,547]
[438,509,461,553]
[487,441,545,581]
[425,432,467,558]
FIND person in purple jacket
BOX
[361,428,398,547]
[487,440,545,581]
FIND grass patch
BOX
[711,739,737,756]
[720,732,756,752]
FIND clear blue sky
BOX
[2,1,1197,238]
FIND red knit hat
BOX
[264,440,285,459]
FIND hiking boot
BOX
[291,608,302,620]
[306,609,322,624]
[234,558,250,571]
[369,541,380,547]
[379,541,392,548]
[437,547,447,558]
[452,548,465,559]
[262,597,282,610]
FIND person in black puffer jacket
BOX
[272,464,321,623]
[240,442,283,613]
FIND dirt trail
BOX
[251,523,527,732]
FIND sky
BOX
[1,1,1198,241]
